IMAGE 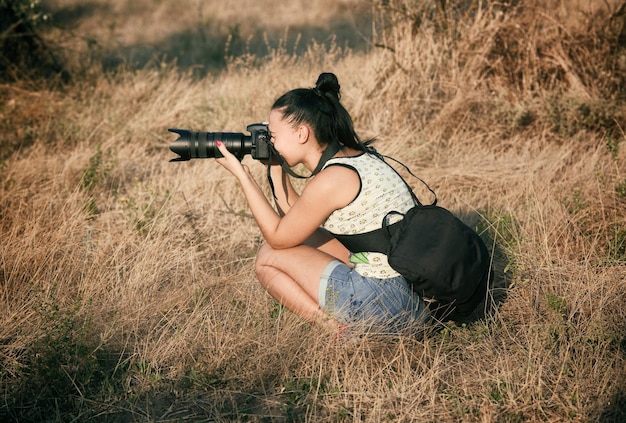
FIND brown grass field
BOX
[1,0,626,421]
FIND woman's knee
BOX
[255,243,290,293]
[255,242,275,278]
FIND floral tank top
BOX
[321,153,415,278]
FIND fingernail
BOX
[216,140,222,147]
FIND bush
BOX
[368,0,626,139]
[0,0,66,82]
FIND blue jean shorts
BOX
[319,260,430,334]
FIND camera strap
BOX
[266,140,342,200]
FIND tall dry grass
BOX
[1,0,626,421]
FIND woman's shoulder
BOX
[303,163,360,210]
[325,151,386,170]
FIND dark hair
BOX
[271,72,365,150]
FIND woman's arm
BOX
[215,142,359,249]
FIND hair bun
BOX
[315,72,341,100]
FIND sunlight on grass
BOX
[1,0,625,421]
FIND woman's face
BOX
[268,109,301,165]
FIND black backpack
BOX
[332,153,492,319]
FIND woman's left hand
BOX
[215,140,250,180]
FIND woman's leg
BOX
[255,229,350,326]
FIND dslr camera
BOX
[168,123,271,162]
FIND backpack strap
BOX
[369,149,437,207]
[333,149,438,253]
[334,217,403,254]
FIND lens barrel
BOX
[168,129,252,161]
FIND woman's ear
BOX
[297,125,310,144]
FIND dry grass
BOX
[1,0,626,422]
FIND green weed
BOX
[481,210,519,253]
[546,292,568,316]
[280,375,331,422]
[608,224,626,262]
[544,96,621,138]
[118,181,172,236]
[80,146,115,192]
[605,132,621,159]
[615,179,626,199]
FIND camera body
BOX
[245,123,271,160]
[168,122,271,162]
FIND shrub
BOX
[0,0,66,81]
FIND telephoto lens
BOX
[168,129,252,161]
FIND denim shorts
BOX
[319,260,430,334]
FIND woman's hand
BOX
[214,140,249,180]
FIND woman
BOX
[215,72,429,336]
